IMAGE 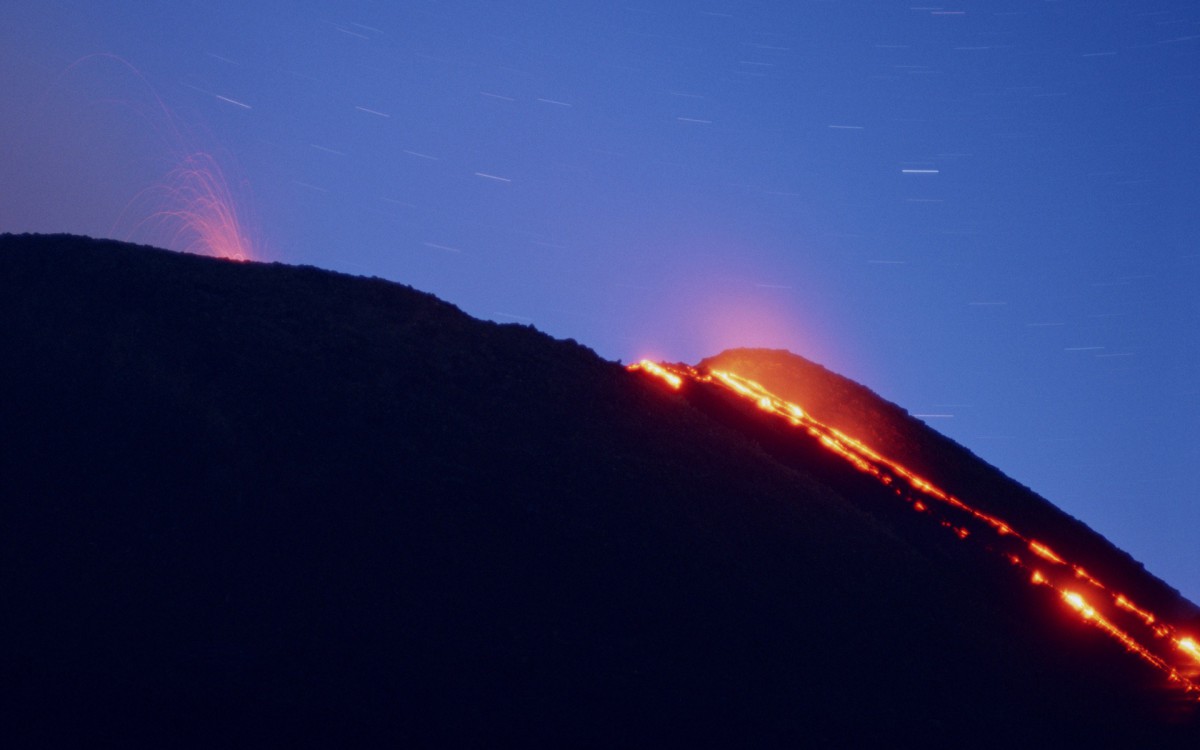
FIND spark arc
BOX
[44,54,259,261]
[629,359,1200,700]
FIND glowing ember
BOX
[1073,566,1104,588]
[630,359,683,390]
[629,359,1200,701]
[1114,594,1156,626]
[1064,591,1096,619]
[1181,638,1200,662]
[1030,542,1066,565]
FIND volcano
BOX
[2,233,1198,747]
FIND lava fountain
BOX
[37,53,260,261]
[119,149,257,261]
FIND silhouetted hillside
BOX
[2,233,1197,747]
[703,348,1199,624]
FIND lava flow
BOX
[630,359,1200,700]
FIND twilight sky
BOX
[2,2,1197,601]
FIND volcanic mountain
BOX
[2,233,1197,747]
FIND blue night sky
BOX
[2,2,1197,601]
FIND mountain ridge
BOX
[2,233,1196,746]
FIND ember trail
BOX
[43,54,259,261]
[630,360,1200,700]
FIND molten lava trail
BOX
[630,360,1200,700]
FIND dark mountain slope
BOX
[702,348,1199,625]
[1,234,1196,747]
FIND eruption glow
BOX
[631,359,1200,701]
[40,54,259,261]
[119,150,257,261]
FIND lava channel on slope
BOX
[630,359,1200,702]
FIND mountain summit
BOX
[2,233,1197,746]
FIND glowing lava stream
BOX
[629,360,1200,699]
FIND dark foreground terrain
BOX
[2,234,1197,747]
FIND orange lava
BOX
[630,359,1200,701]
[1181,638,1200,663]
[628,360,682,390]
[1030,541,1066,565]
